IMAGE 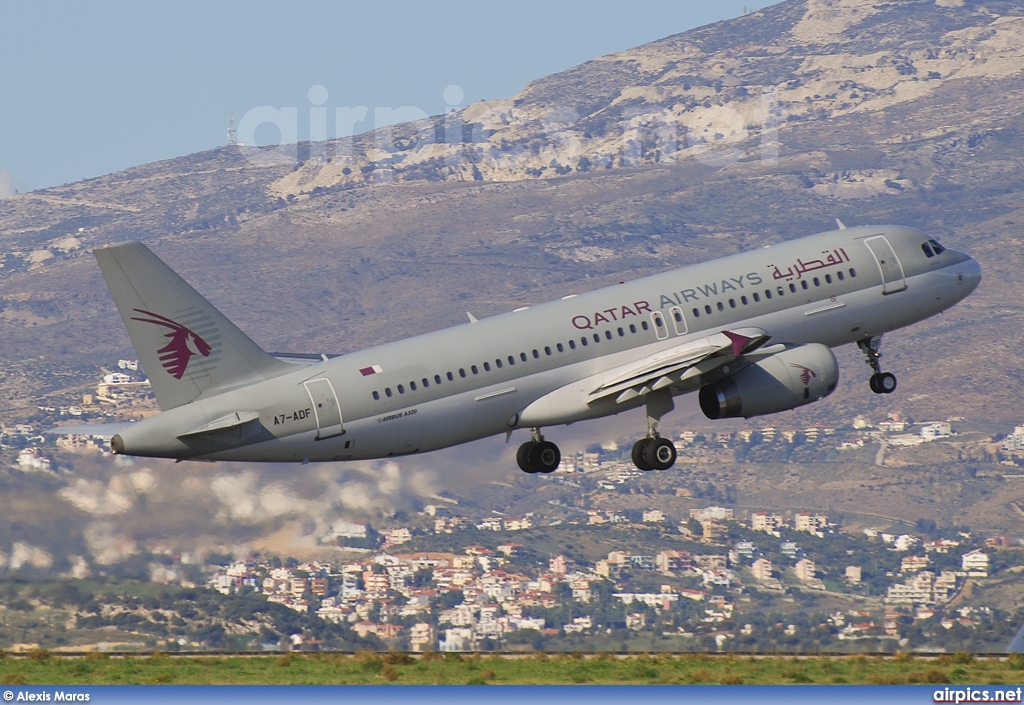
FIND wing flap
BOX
[591,328,771,403]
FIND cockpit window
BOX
[922,242,935,258]
[929,239,946,255]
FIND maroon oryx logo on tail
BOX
[131,309,212,379]
[791,363,817,386]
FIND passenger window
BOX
[422,378,429,388]
[674,310,683,322]
[837,271,844,281]
[409,381,416,391]
[385,388,392,397]
[569,340,576,350]
[545,346,552,355]
[813,277,820,287]
[717,302,724,312]
[448,371,455,381]
[519,353,526,362]
[459,369,466,378]
[605,330,612,340]
[398,384,405,394]
[753,293,760,302]
[594,333,601,343]
[532,350,539,359]
[825,274,832,284]
[741,295,748,305]
[629,324,637,333]
[692,308,700,318]
[495,359,502,369]
[557,343,564,352]
[765,290,772,300]
[849,268,856,277]
[778,286,786,296]
[618,327,625,337]
[788,283,796,293]
[801,280,809,290]
[483,362,491,371]
[729,299,736,308]
[704,305,712,314]
[641,321,649,331]
[471,365,478,375]
[581,337,588,347]
[435,375,442,384]
[372,391,380,401]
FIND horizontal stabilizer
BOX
[45,422,135,440]
[177,411,261,438]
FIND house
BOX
[962,549,990,576]
[751,512,783,535]
[384,528,412,546]
[642,509,666,523]
[656,549,693,574]
[845,566,862,584]
[794,559,816,583]
[409,622,436,652]
[901,555,930,573]
[751,558,773,582]
[376,623,404,640]
[440,627,473,652]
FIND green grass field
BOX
[1,651,1023,685]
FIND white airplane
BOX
[53,224,980,473]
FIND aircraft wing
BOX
[589,327,771,404]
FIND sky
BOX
[0,1,776,195]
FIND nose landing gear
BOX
[517,428,561,474]
[859,336,897,394]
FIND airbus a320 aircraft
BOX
[55,224,980,474]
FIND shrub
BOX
[381,665,399,682]
[383,651,413,666]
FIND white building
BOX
[962,549,990,576]
[920,422,952,441]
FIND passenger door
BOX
[863,236,907,294]
[303,378,344,439]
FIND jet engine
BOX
[698,343,839,420]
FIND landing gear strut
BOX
[631,388,678,471]
[517,428,561,474]
[858,336,897,394]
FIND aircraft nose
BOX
[960,256,982,294]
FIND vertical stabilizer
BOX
[94,241,291,410]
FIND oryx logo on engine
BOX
[131,309,212,379]
[791,363,817,386]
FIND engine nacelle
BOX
[698,343,839,420]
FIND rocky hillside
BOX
[1,0,1023,427]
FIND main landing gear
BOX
[631,388,678,472]
[517,428,561,474]
[859,336,897,394]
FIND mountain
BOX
[2,0,1022,425]
[1,0,1024,569]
